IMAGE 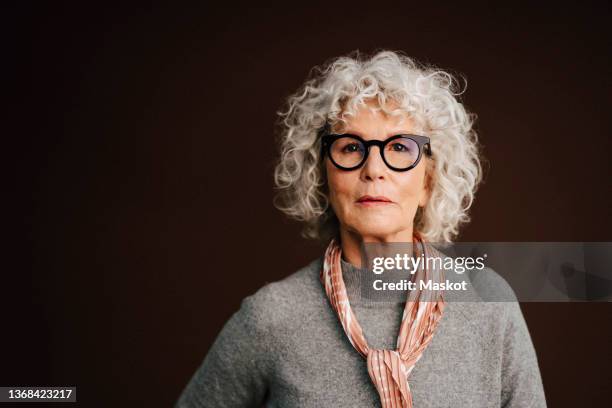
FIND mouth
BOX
[356,195,393,206]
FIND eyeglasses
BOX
[319,125,432,172]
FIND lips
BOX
[356,195,393,203]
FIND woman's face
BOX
[325,100,430,242]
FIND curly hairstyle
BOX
[273,49,484,243]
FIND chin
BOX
[352,222,403,241]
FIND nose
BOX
[360,145,387,181]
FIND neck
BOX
[338,226,415,269]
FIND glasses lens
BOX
[384,137,420,169]
[330,136,366,168]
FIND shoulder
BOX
[451,266,531,345]
[238,256,325,329]
[467,266,518,302]
[429,244,517,303]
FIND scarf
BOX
[320,233,446,408]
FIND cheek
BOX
[396,166,426,200]
[326,165,354,206]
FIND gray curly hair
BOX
[273,49,484,243]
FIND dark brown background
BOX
[5,2,611,407]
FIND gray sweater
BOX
[176,256,547,407]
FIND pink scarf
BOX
[320,234,446,408]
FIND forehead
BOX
[333,99,415,134]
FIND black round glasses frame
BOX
[319,124,433,172]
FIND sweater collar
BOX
[340,256,412,306]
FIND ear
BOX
[418,164,433,207]
[418,187,430,207]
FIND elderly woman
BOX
[176,50,546,407]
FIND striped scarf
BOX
[320,234,446,408]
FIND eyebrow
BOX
[340,129,416,138]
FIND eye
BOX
[342,143,362,153]
[389,142,411,152]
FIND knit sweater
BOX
[175,255,547,407]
